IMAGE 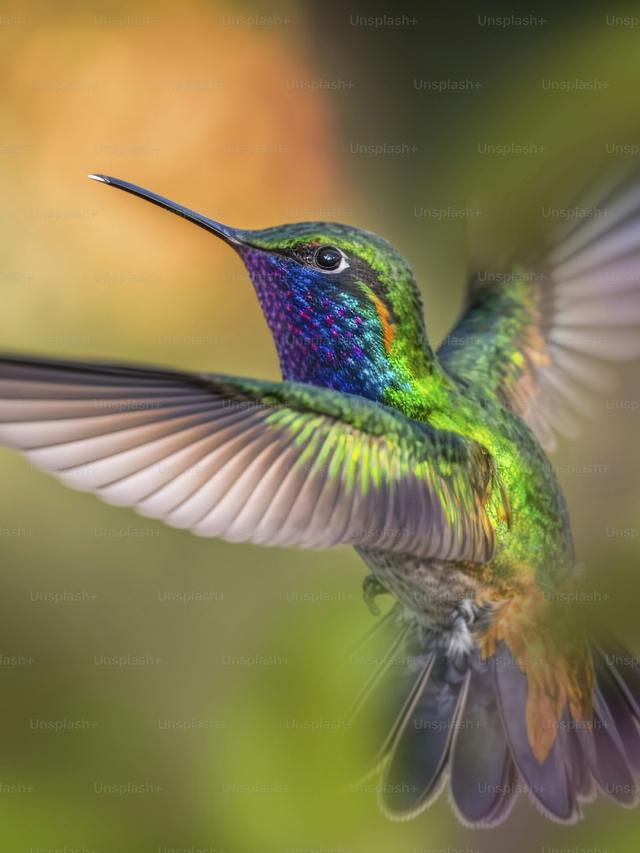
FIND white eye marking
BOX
[323,253,350,275]
[313,245,350,274]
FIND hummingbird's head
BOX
[89,175,434,402]
[231,221,434,398]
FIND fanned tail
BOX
[349,611,640,826]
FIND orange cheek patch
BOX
[354,281,396,353]
[369,292,396,353]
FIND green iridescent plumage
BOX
[1,173,639,826]
[244,229,575,591]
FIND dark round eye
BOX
[314,245,342,270]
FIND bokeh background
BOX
[1,0,640,850]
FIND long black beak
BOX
[88,174,246,247]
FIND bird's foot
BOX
[362,575,390,616]
[454,598,477,628]
[448,599,479,662]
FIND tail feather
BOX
[481,760,519,825]
[566,728,596,804]
[594,633,640,718]
[592,645,640,774]
[381,647,469,818]
[449,663,517,827]
[351,615,640,827]
[572,681,637,807]
[348,611,432,774]
[491,641,578,823]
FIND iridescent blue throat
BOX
[239,248,406,400]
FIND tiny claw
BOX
[362,574,389,616]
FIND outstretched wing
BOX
[0,355,500,563]
[438,177,640,451]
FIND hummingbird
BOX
[0,173,639,827]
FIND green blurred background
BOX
[1,0,639,850]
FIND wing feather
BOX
[438,174,640,449]
[0,355,501,563]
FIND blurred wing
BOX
[0,355,499,563]
[438,176,640,451]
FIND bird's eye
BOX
[314,245,343,271]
